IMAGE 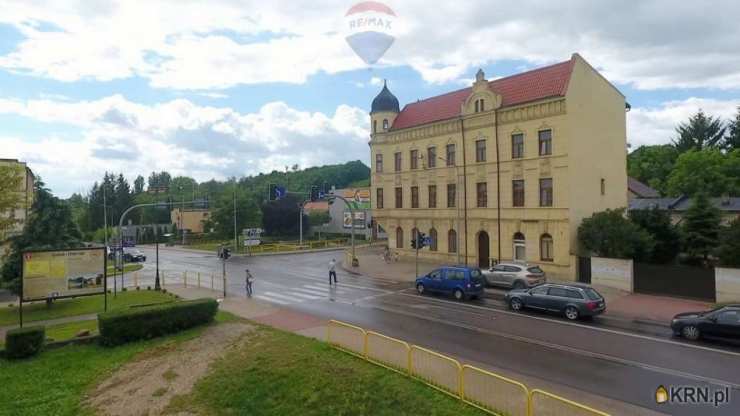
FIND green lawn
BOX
[0,325,209,416]
[0,290,175,327]
[105,263,143,275]
[168,326,487,416]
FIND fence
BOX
[326,320,609,416]
[116,269,228,295]
[248,238,349,254]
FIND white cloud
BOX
[1,1,740,90]
[627,97,740,148]
[0,95,370,197]
[370,77,383,86]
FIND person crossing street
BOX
[245,269,254,297]
[328,258,337,285]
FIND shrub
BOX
[5,326,45,359]
[98,298,218,346]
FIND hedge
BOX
[98,298,218,346]
[5,326,46,359]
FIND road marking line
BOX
[263,291,305,303]
[366,302,740,389]
[286,292,322,300]
[304,284,348,294]
[253,295,290,305]
[293,287,330,296]
[396,291,740,358]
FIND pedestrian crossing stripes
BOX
[252,283,355,306]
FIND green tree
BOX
[628,207,681,263]
[1,179,83,294]
[681,192,722,264]
[725,106,740,151]
[717,218,740,267]
[307,210,332,227]
[665,149,733,197]
[209,184,261,239]
[578,208,654,260]
[261,194,306,237]
[0,164,24,239]
[133,175,145,194]
[627,145,679,194]
[672,110,727,153]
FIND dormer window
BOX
[474,99,485,113]
[383,119,389,130]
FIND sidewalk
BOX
[343,246,713,327]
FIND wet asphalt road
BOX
[124,246,740,416]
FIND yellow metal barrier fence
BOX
[462,364,529,416]
[409,345,462,398]
[529,389,610,416]
[326,320,610,416]
[365,331,410,375]
[327,320,367,358]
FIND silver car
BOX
[483,262,546,289]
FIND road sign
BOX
[422,236,432,246]
[244,239,261,247]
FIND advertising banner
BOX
[341,188,371,210]
[22,248,106,301]
[343,211,366,229]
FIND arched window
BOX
[373,120,377,133]
[429,228,438,251]
[513,232,526,261]
[448,229,457,253]
[479,99,485,112]
[540,234,554,261]
[383,119,389,130]
[396,227,404,249]
[474,100,479,113]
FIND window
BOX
[513,232,526,261]
[383,119,389,130]
[446,144,456,166]
[476,182,487,208]
[565,289,584,299]
[601,178,606,196]
[396,227,403,249]
[474,100,479,113]
[410,149,419,169]
[717,310,740,325]
[531,286,549,295]
[373,120,377,133]
[428,185,437,208]
[411,186,419,208]
[512,133,524,159]
[448,229,457,253]
[540,178,553,207]
[539,129,552,156]
[376,188,384,209]
[512,180,525,207]
[475,139,486,162]
[480,99,485,112]
[375,154,383,173]
[447,183,456,208]
[429,228,438,251]
[395,187,403,208]
[474,99,485,113]
[547,287,568,298]
[540,234,553,261]
[448,270,464,280]
[429,269,442,279]
[427,147,436,168]
[394,152,402,172]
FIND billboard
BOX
[22,248,106,301]
[341,188,371,210]
[343,211,366,229]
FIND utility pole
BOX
[179,186,185,245]
[233,183,237,253]
[222,257,227,298]
[299,202,304,246]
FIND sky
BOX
[1,0,740,198]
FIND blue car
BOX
[415,266,485,301]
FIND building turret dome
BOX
[371,80,399,114]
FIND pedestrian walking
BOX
[328,258,337,285]
[245,269,254,297]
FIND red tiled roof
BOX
[391,56,576,130]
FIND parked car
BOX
[415,266,485,301]
[505,283,606,320]
[671,305,740,341]
[122,248,146,262]
[483,262,546,289]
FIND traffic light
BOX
[310,185,320,202]
[268,184,277,201]
[411,237,417,249]
[417,232,427,249]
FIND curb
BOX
[339,262,362,276]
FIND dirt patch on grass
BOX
[85,323,253,416]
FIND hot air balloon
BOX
[344,1,396,65]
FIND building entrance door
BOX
[478,231,490,268]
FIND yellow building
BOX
[171,208,211,234]
[369,54,628,280]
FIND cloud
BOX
[1,1,740,90]
[1,95,370,197]
[627,97,740,148]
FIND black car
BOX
[122,248,146,262]
[671,305,740,341]
[505,283,606,321]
